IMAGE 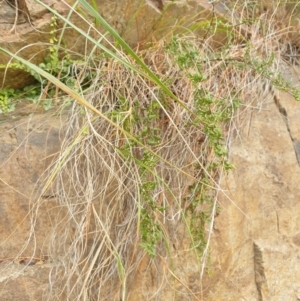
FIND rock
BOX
[206,64,300,301]
[0,105,65,300]
[0,260,58,301]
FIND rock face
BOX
[1,1,300,300]
[206,65,300,301]
[0,105,66,300]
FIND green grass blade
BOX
[77,0,192,111]
[34,0,193,114]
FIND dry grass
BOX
[4,0,300,300]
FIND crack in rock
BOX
[274,94,300,166]
[253,242,269,301]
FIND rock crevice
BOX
[253,242,269,301]
[274,93,300,166]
